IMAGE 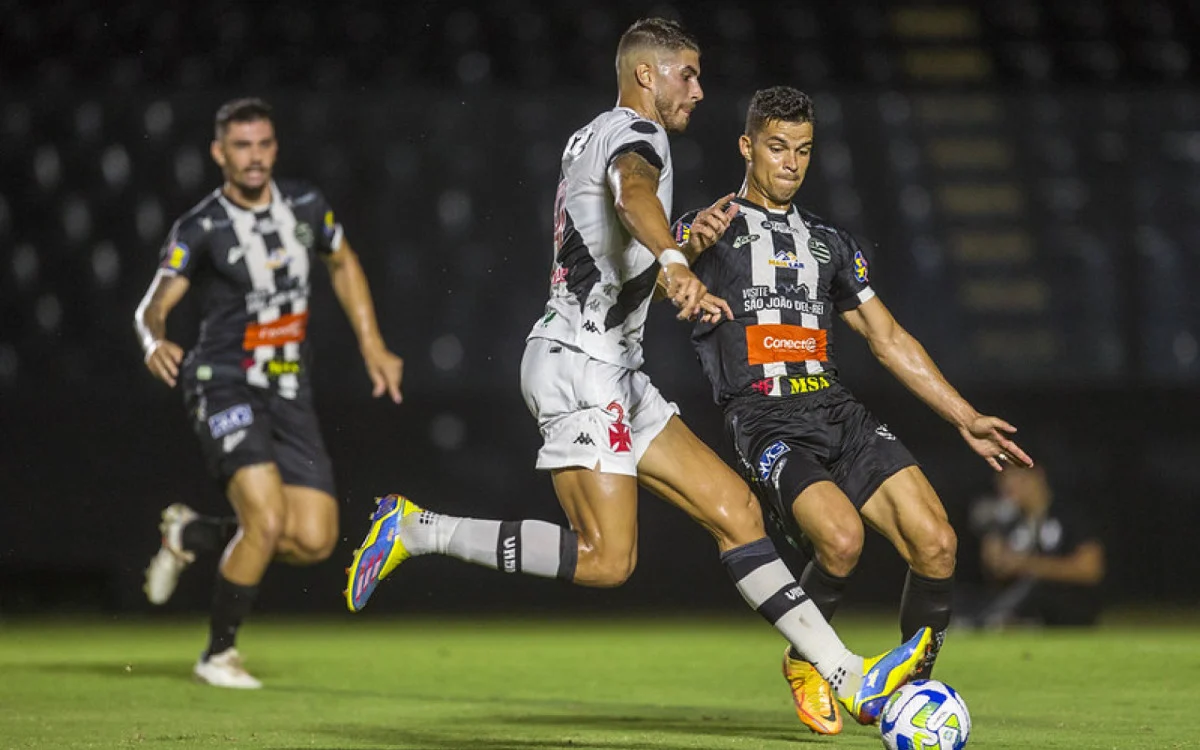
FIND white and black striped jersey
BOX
[157,179,345,400]
[678,197,876,404]
[528,107,673,370]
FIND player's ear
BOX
[738,133,753,162]
[636,61,653,89]
[210,139,225,168]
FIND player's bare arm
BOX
[607,151,725,321]
[841,296,1033,472]
[134,271,190,388]
[650,192,739,318]
[323,239,404,403]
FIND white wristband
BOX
[657,249,689,269]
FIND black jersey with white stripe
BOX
[157,179,344,399]
[676,197,875,405]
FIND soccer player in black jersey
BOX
[134,98,403,688]
[673,87,1033,734]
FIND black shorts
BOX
[182,380,336,496]
[724,383,917,530]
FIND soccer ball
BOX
[879,679,971,750]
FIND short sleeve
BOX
[300,187,345,256]
[827,228,876,313]
[606,117,670,172]
[157,216,207,279]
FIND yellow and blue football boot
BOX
[344,494,424,612]
[839,626,933,725]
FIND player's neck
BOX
[738,180,790,214]
[615,90,664,129]
[222,182,273,212]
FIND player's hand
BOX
[144,340,184,388]
[363,345,404,404]
[958,415,1033,472]
[685,193,740,256]
[662,263,709,321]
[696,292,734,324]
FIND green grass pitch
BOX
[1,614,1197,748]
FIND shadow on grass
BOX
[310,708,816,750]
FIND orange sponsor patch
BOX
[243,311,309,350]
[746,324,828,365]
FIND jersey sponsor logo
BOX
[242,311,309,350]
[264,247,291,271]
[746,324,828,365]
[853,250,869,282]
[166,242,190,271]
[732,234,759,248]
[266,360,302,377]
[207,404,253,439]
[757,440,790,482]
[761,219,801,236]
[606,401,632,454]
[768,249,804,270]
[750,374,832,397]
[245,284,310,314]
[675,221,691,244]
[808,237,831,263]
[742,285,826,314]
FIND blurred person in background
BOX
[966,464,1105,628]
[672,86,1033,734]
[344,19,930,726]
[134,97,404,688]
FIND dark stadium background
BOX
[2,0,1198,617]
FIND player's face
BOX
[653,49,703,133]
[740,119,814,208]
[212,119,277,195]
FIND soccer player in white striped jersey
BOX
[346,20,929,724]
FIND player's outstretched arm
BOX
[323,240,404,404]
[607,152,726,322]
[841,297,1033,471]
[134,271,190,387]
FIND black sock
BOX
[900,569,954,678]
[788,560,850,661]
[181,516,239,554]
[205,574,258,660]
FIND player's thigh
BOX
[551,466,639,581]
[860,466,956,570]
[792,480,865,570]
[636,415,763,551]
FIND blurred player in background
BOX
[967,464,1104,627]
[672,86,1032,734]
[345,20,929,725]
[134,98,403,688]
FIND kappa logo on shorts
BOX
[573,433,595,446]
[208,404,254,439]
[757,440,791,483]
[582,320,600,334]
[606,401,632,454]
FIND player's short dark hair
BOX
[745,87,816,137]
[214,97,274,140]
[616,17,699,62]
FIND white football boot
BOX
[143,503,198,605]
[193,648,262,689]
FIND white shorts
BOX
[520,337,679,476]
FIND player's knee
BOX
[709,489,766,547]
[911,520,957,576]
[239,506,286,551]
[581,545,637,587]
[813,525,864,576]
